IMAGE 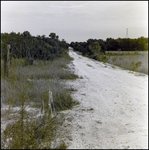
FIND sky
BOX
[1,1,148,43]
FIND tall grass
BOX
[2,113,67,149]
[1,53,79,149]
[83,51,148,74]
[105,51,148,74]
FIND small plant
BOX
[135,61,141,68]
[23,58,34,66]
[112,57,116,62]
[1,53,79,149]
[87,64,92,67]
[104,51,147,74]
[90,52,107,62]
[79,76,84,79]
[67,87,77,92]
[59,73,78,80]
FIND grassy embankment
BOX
[105,51,148,75]
[80,50,148,75]
[1,53,79,149]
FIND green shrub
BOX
[23,58,34,66]
[1,54,79,149]
[105,52,147,74]
[90,52,107,62]
[2,115,53,149]
[59,73,78,80]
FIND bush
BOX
[23,58,34,66]
[2,115,57,149]
[90,52,107,62]
[1,54,79,149]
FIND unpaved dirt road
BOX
[57,49,148,149]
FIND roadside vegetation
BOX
[1,31,79,149]
[105,51,148,74]
[70,37,148,74]
[1,31,148,148]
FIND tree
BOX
[137,36,147,51]
[88,41,101,54]
[106,38,119,51]
[1,41,8,77]
[49,33,56,39]
[22,31,34,65]
[59,39,68,49]
[98,39,106,54]
[1,31,69,62]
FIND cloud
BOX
[1,1,148,42]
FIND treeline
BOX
[1,31,69,61]
[70,36,148,56]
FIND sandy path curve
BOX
[58,49,148,149]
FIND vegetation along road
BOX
[58,48,148,149]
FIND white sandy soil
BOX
[57,49,148,149]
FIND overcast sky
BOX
[1,1,148,43]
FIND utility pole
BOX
[7,44,11,77]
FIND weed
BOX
[1,54,79,149]
[59,73,78,80]
[79,76,84,79]
[67,87,77,92]
[56,141,67,149]
[90,53,108,62]
[2,115,57,149]
[135,61,141,68]
[105,51,148,74]
[112,58,116,62]
[87,64,92,67]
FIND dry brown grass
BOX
[105,51,148,74]
[1,54,79,149]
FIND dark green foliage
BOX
[1,31,69,62]
[1,31,76,149]
[70,37,148,64]
[1,56,79,107]
[90,52,107,62]
[23,57,34,66]
[105,37,148,51]
[1,42,9,77]
[59,73,78,80]
[69,38,107,56]
[106,38,119,51]
[53,90,74,111]
[105,51,148,74]
[70,37,148,57]
[2,115,64,149]
[69,39,108,62]
[1,54,79,149]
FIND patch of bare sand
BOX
[55,49,148,149]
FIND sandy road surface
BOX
[57,49,148,149]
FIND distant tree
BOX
[56,35,59,40]
[88,41,101,54]
[137,36,148,51]
[69,42,75,48]
[22,31,34,64]
[59,39,68,49]
[98,39,106,53]
[106,38,119,51]
[87,39,95,45]
[1,31,70,62]
[49,33,56,39]
[1,41,8,77]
